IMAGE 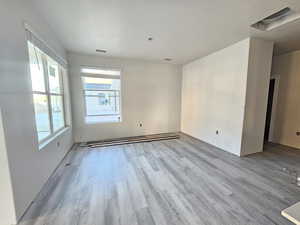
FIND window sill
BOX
[85,115,121,124]
[39,126,70,151]
[86,120,122,125]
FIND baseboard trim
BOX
[86,132,180,148]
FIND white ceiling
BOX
[31,0,300,64]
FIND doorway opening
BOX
[264,78,276,142]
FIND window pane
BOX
[51,95,65,131]
[33,94,51,141]
[85,90,120,116]
[28,42,46,92]
[82,76,121,122]
[48,57,61,94]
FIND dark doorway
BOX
[264,79,275,142]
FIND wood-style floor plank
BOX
[19,134,300,225]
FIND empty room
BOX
[1,0,300,224]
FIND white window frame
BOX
[81,67,122,124]
[28,41,67,145]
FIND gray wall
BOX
[0,0,73,222]
[68,53,182,142]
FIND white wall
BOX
[181,39,250,155]
[240,39,274,155]
[0,109,16,225]
[68,53,182,142]
[0,0,73,222]
[271,51,300,149]
[181,38,273,156]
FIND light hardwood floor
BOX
[19,134,300,225]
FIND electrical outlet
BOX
[216,130,219,135]
[139,123,143,127]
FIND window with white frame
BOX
[81,67,121,123]
[27,41,66,143]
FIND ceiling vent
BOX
[251,7,300,31]
[96,49,107,53]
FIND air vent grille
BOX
[251,7,300,31]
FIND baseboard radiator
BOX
[85,133,180,148]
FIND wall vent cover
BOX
[251,7,300,31]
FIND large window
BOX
[27,41,66,143]
[81,67,121,123]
